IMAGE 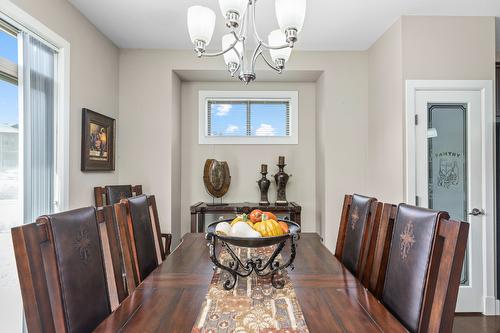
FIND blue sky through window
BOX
[0,29,18,126]
[250,103,287,136]
[0,29,18,63]
[209,101,288,137]
[210,102,247,136]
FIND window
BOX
[199,91,298,144]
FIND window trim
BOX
[198,90,298,145]
[1,2,71,214]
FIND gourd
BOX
[253,214,284,237]
[230,222,262,238]
[215,222,232,236]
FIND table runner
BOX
[192,246,309,333]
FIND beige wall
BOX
[180,81,316,238]
[367,19,403,203]
[367,16,496,204]
[119,50,369,250]
[403,16,496,80]
[11,0,119,208]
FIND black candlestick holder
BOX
[257,164,271,205]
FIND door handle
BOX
[468,208,485,216]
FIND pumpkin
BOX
[248,209,263,223]
[263,212,278,221]
[230,213,249,226]
[278,221,289,233]
[253,214,284,237]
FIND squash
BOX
[230,213,249,226]
[253,214,284,237]
[278,221,289,233]
[248,209,263,223]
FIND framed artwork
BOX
[81,108,115,171]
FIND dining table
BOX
[93,233,408,332]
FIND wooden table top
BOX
[94,233,408,333]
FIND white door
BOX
[414,90,486,312]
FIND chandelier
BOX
[187,0,306,84]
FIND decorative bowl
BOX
[206,218,301,247]
[205,218,301,289]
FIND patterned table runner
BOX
[192,246,309,333]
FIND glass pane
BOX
[0,78,22,332]
[209,102,247,136]
[0,28,18,64]
[250,102,288,136]
[427,103,469,285]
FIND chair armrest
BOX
[161,233,172,256]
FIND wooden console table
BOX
[190,202,301,232]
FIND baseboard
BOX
[483,296,498,315]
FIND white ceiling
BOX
[68,0,500,51]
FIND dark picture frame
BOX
[81,108,115,171]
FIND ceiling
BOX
[68,0,500,51]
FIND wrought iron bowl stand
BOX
[206,219,300,290]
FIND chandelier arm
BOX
[201,31,242,58]
[258,52,282,73]
[250,42,263,73]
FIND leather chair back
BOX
[12,207,113,333]
[127,195,159,280]
[94,184,143,207]
[336,194,377,276]
[106,185,133,205]
[381,204,449,333]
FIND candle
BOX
[278,156,285,165]
[261,164,267,173]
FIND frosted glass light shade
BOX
[218,0,247,17]
[268,30,291,62]
[187,6,216,45]
[275,0,306,33]
[222,34,243,64]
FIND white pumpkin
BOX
[215,222,232,236]
[230,222,262,238]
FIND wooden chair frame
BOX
[11,206,122,333]
[419,218,469,333]
[363,203,397,297]
[114,195,171,293]
[335,194,382,280]
[94,184,143,207]
[372,206,469,333]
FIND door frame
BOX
[405,80,496,315]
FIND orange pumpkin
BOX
[278,221,289,233]
[249,209,263,223]
[263,212,278,221]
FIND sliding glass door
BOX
[0,23,22,333]
[0,20,57,332]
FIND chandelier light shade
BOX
[268,30,291,63]
[218,0,247,27]
[187,6,216,45]
[275,0,306,39]
[187,0,306,84]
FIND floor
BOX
[453,314,500,333]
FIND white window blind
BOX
[22,32,56,223]
[199,91,298,145]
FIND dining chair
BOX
[362,202,397,298]
[380,204,468,333]
[335,194,382,279]
[94,184,143,207]
[11,206,121,333]
[114,194,170,291]
[95,184,172,257]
